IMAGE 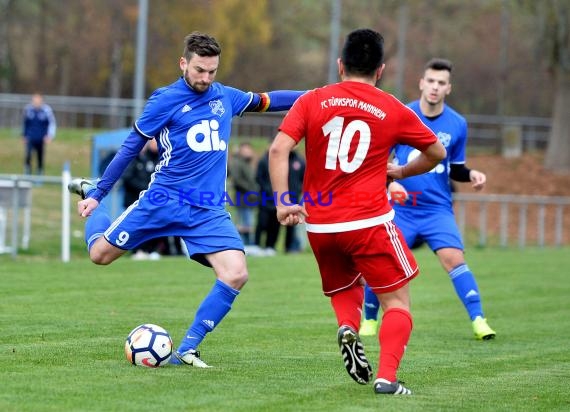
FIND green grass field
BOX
[1,247,569,411]
[1,129,569,410]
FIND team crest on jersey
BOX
[209,100,225,117]
[437,131,452,147]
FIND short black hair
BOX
[341,29,384,76]
[424,58,453,73]
[183,32,222,60]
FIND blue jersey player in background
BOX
[361,58,496,341]
[22,93,57,175]
[68,32,305,367]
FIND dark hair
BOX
[183,32,221,60]
[424,58,453,73]
[341,29,384,76]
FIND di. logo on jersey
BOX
[186,119,227,152]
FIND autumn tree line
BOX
[1,0,568,170]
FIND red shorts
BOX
[307,221,418,296]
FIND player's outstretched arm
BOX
[247,91,306,113]
[89,131,148,202]
[388,141,446,180]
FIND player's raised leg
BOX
[68,178,127,265]
[171,249,248,367]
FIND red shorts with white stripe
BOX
[307,220,418,296]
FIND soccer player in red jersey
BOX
[268,28,446,395]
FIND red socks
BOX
[330,285,364,331]
[330,288,413,382]
[377,308,413,382]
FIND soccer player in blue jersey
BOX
[360,58,496,341]
[68,32,305,367]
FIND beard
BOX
[184,70,211,93]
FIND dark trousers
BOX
[285,225,301,252]
[255,207,281,249]
[25,139,45,174]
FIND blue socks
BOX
[363,284,380,321]
[363,263,484,322]
[177,279,240,354]
[449,264,483,321]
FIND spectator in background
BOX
[254,149,306,256]
[254,150,280,256]
[229,141,258,246]
[284,150,305,253]
[122,139,159,207]
[22,93,57,175]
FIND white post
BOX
[133,0,149,119]
[10,176,20,258]
[327,0,341,85]
[61,162,71,262]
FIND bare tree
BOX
[541,0,570,172]
[0,0,15,91]
[0,0,560,124]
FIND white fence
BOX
[0,172,71,260]
[454,193,570,247]
[0,179,33,254]
[0,93,552,152]
[0,93,135,130]
[1,172,569,261]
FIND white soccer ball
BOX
[124,323,173,367]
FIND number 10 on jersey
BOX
[323,116,371,173]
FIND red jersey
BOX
[279,81,437,232]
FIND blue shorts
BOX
[104,194,243,266]
[393,205,464,252]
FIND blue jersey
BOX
[134,77,255,209]
[90,78,302,262]
[22,104,57,142]
[392,100,467,210]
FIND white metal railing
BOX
[0,170,124,261]
[0,173,66,259]
[454,193,570,247]
[0,93,552,149]
[1,173,568,261]
[0,178,32,254]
